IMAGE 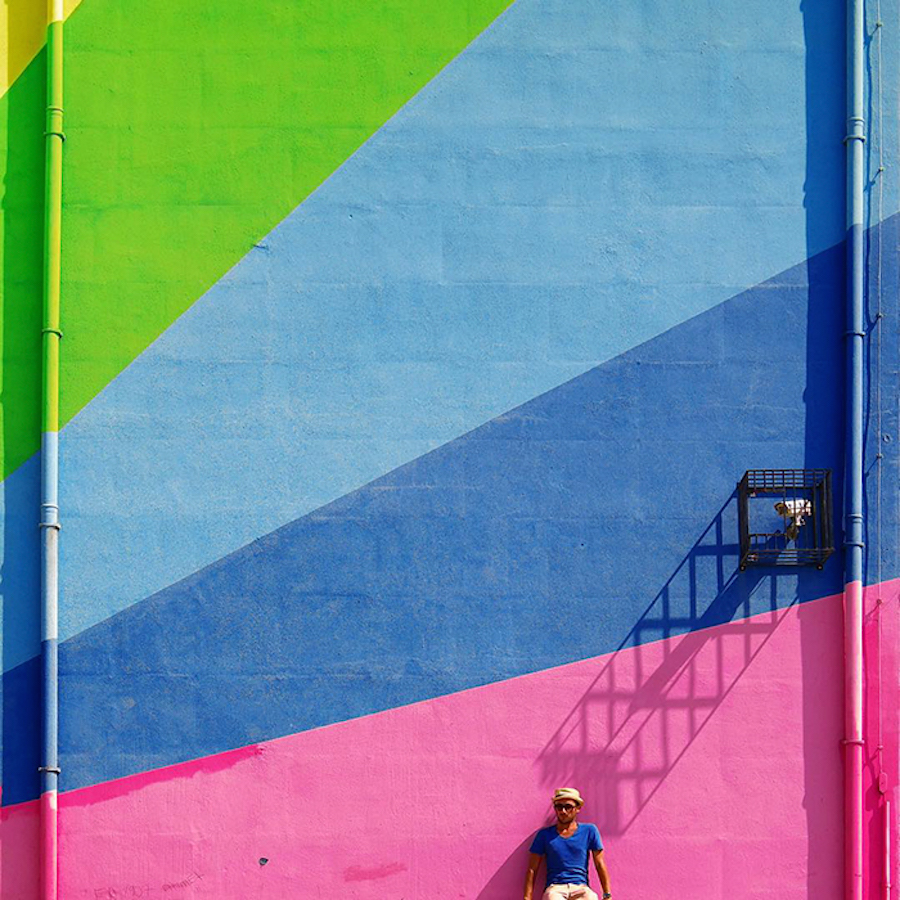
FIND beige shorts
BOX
[542,885,599,900]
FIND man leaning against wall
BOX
[524,788,612,900]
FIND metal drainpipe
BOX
[884,799,892,900]
[843,0,866,898]
[40,0,64,898]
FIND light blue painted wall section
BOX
[3,0,895,671]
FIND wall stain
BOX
[62,744,266,809]
[343,862,407,882]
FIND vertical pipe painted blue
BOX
[40,429,59,785]
[845,212,865,576]
[39,431,60,748]
[39,430,60,899]
[40,636,59,794]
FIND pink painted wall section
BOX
[1,584,898,899]
[864,580,900,900]
[0,801,38,898]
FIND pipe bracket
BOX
[843,540,865,549]
[38,522,61,531]
[842,738,866,746]
[41,328,63,339]
[37,766,61,775]
[844,330,866,338]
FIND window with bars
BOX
[737,469,834,570]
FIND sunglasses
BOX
[554,803,578,812]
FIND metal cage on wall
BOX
[737,469,834,570]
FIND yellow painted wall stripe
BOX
[0,0,81,98]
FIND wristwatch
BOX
[602,894,612,899]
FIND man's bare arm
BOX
[524,852,543,900]
[592,848,611,896]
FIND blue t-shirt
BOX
[529,823,603,889]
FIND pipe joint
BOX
[45,106,64,132]
[45,123,65,141]
[39,499,60,530]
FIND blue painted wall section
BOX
[0,0,870,677]
[5,217,898,805]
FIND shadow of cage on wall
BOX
[536,494,828,837]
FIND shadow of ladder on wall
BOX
[537,497,789,836]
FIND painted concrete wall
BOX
[1,0,899,897]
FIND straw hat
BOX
[553,787,584,807]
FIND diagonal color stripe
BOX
[0,0,82,99]
[0,0,515,479]
[7,584,900,898]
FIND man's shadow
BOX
[476,836,534,900]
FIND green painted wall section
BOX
[0,0,513,480]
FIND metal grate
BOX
[737,469,834,570]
